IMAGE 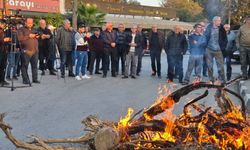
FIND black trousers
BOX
[137,48,144,74]
[0,51,7,82]
[150,50,161,76]
[116,44,126,74]
[103,48,117,76]
[89,51,101,73]
[20,52,38,82]
[167,54,183,82]
[38,46,49,71]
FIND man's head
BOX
[102,24,107,31]
[118,23,125,32]
[93,28,100,37]
[131,25,137,34]
[246,16,250,25]
[25,18,34,29]
[223,24,231,32]
[137,24,143,32]
[199,21,206,33]
[106,22,113,31]
[174,25,182,34]
[152,25,157,33]
[212,16,222,27]
[39,19,46,29]
[63,19,71,30]
[194,23,203,34]
[0,20,6,29]
[78,24,85,33]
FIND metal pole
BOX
[228,0,231,24]
[72,0,78,30]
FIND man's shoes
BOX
[23,81,30,85]
[136,73,140,76]
[95,72,102,75]
[81,75,91,79]
[151,72,156,76]
[112,74,116,77]
[167,79,173,83]
[182,80,189,85]
[203,74,208,77]
[1,80,10,86]
[6,76,11,81]
[242,76,248,80]
[13,76,18,80]
[52,69,58,72]
[75,76,82,81]
[49,71,56,75]
[131,76,136,79]
[122,76,128,79]
[158,75,161,79]
[33,80,40,84]
[69,73,75,77]
[102,74,107,78]
[179,80,183,84]
[89,72,93,75]
[41,70,45,76]
[61,74,65,78]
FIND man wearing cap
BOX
[236,16,250,80]
[0,20,11,86]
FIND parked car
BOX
[231,30,240,62]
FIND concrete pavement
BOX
[0,54,242,149]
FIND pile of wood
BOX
[1,76,249,150]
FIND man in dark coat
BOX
[148,25,165,78]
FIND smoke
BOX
[205,0,229,22]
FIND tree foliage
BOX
[33,13,64,28]
[77,3,106,26]
[161,0,204,22]
[231,0,250,25]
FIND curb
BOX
[238,80,250,113]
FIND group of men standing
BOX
[0,15,250,86]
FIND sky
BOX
[137,0,161,7]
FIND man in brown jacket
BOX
[17,18,40,84]
[237,16,250,80]
[148,25,165,78]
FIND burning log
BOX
[0,76,249,150]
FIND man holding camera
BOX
[37,19,55,76]
[0,20,11,86]
[17,18,40,84]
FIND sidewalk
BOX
[238,79,250,114]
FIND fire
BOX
[117,107,134,128]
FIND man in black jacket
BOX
[148,25,165,78]
[37,19,55,76]
[204,16,227,84]
[116,23,127,75]
[0,20,10,86]
[136,24,147,76]
[103,22,117,77]
[165,25,188,83]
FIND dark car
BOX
[231,30,240,62]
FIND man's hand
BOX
[111,43,116,48]
[129,43,137,47]
[29,33,37,39]
[41,34,50,39]
[4,37,11,42]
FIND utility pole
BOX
[72,0,78,30]
[228,0,231,24]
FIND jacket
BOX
[17,26,38,56]
[148,31,165,51]
[56,27,73,51]
[165,31,188,55]
[125,32,142,55]
[103,30,117,50]
[204,23,228,53]
[236,23,250,48]
[188,33,207,56]
[89,34,104,52]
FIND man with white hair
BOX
[204,16,227,84]
[56,19,75,78]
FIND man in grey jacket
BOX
[56,19,74,78]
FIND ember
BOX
[0,76,249,150]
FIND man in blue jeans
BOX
[74,25,90,80]
[204,16,227,84]
[182,24,207,85]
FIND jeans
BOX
[167,54,183,82]
[240,46,250,78]
[225,55,232,81]
[205,48,225,83]
[125,52,138,77]
[184,55,203,81]
[150,50,161,76]
[20,52,38,82]
[6,51,20,77]
[75,51,88,76]
[59,50,73,76]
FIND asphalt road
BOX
[0,53,242,149]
